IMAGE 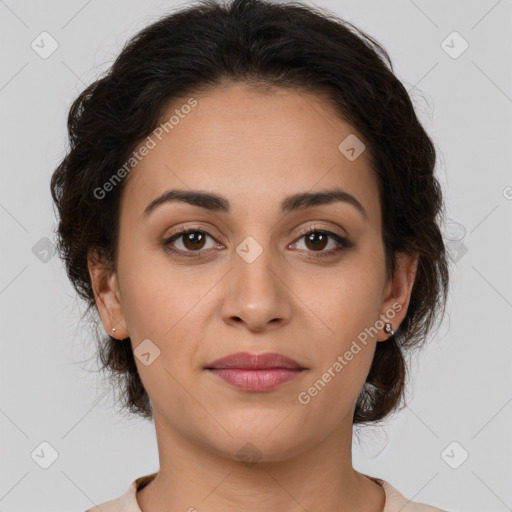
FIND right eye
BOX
[163,227,222,257]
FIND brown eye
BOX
[303,231,329,251]
[164,228,217,256]
[163,226,352,259]
[181,231,207,250]
[290,227,353,258]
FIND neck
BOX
[136,411,385,512]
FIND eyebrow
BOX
[142,188,368,220]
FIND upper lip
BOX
[205,352,305,370]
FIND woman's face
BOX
[91,83,417,461]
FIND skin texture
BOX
[89,82,418,512]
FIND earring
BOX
[384,323,394,338]
[111,327,116,336]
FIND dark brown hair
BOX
[50,0,450,425]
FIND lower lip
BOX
[207,368,304,391]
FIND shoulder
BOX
[83,472,158,512]
[84,494,122,512]
[84,495,119,512]
[373,477,448,512]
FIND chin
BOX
[205,428,310,464]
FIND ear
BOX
[376,251,419,342]
[87,248,129,339]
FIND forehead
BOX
[120,83,380,226]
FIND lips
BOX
[205,352,305,370]
[205,352,307,392]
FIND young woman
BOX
[50,0,450,510]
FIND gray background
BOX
[1,0,511,510]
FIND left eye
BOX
[290,229,347,254]
[292,227,353,258]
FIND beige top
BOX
[85,472,447,512]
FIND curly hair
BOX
[50,0,450,425]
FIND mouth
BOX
[204,352,307,392]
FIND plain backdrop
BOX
[0,0,511,511]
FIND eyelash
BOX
[163,224,353,259]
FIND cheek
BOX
[295,338,375,433]
[117,265,204,410]
[298,293,380,423]
[117,244,208,338]
[117,252,216,392]
[304,261,384,341]
[299,256,383,394]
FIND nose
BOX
[220,245,292,333]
